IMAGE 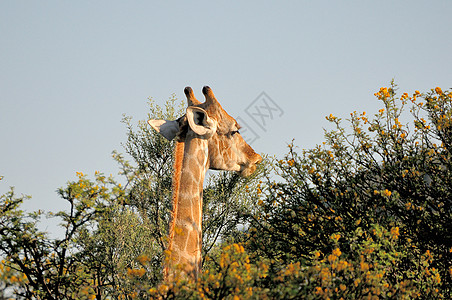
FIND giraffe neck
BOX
[165,136,208,279]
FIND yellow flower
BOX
[327,113,337,121]
[390,227,400,240]
[332,248,342,257]
[233,244,245,253]
[336,260,349,271]
[328,254,338,263]
[360,260,369,272]
[435,87,443,94]
[331,233,341,241]
[433,272,441,284]
[127,267,146,277]
[137,255,151,265]
[354,278,361,287]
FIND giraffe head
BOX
[148,86,262,177]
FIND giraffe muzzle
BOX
[239,153,262,177]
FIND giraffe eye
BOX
[231,130,240,136]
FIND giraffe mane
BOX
[165,140,185,278]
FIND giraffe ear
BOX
[186,106,217,138]
[148,119,179,141]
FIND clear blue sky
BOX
[1,1,451,233]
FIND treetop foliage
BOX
[1,83,451,299]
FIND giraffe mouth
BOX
[239,164,257,177]
[239,154,262,177]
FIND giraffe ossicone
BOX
[148,86,262,280]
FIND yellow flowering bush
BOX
[247,83,452,298]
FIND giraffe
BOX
[148,86,262,280]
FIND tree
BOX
[0,95,264,299]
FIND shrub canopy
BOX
[1,84,451,299]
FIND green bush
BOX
[246,83,451,298]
